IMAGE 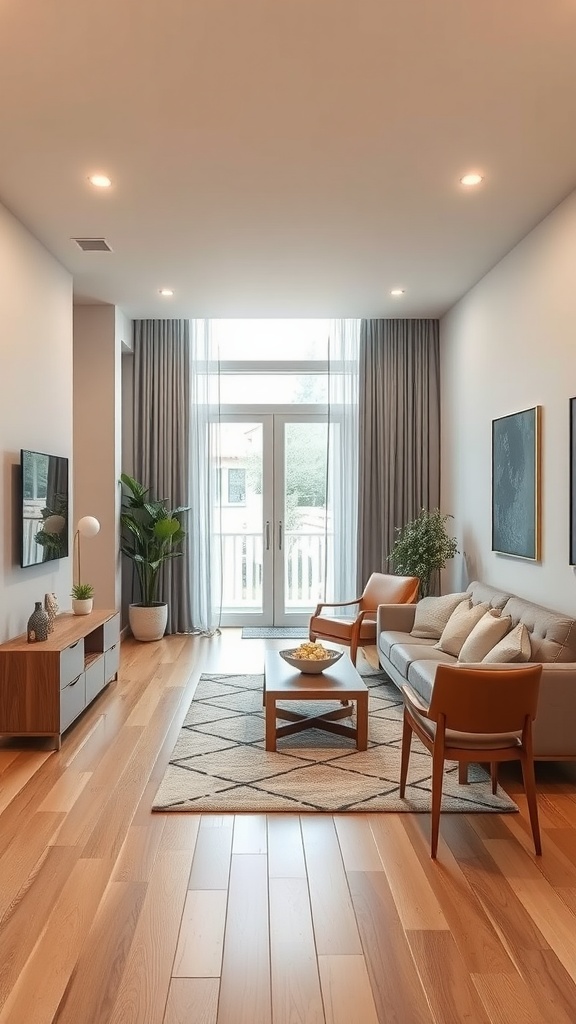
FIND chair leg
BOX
[490,762,498,795]
[399,711,412,798]
[349,639,358,665]
[520,751,542,856]
[430,745,445,859]
[458,762,468,785]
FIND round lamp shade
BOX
[77,515,100,538]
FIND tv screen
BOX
[21,449,69,568]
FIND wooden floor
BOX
[1,632,576,1024]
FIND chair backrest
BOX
[359,572,420,611]
[428,664,542,734]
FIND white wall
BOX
[0,202,73,642]
[73,306,130,612]
[441,189,576,615]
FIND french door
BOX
[215,413,330,627]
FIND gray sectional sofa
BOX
[377,580,576,759]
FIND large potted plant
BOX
[120,473,188,641]
[388,507,459,598]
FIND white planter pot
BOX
[72,598,93,615]
[129,602,168,641]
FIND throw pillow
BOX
[410,592,468,639]
[482,622,531,663]
[458,609,512,663]
[434,599,489,658]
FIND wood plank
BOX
[52,879,148,1024]
[406,930,492,1024]
[0,857,113,1024]
[269,877,324,1024]
[333,815,384,872]
[232,814,267,854]
[347,870,435,1024]
[107,851,193,1024]
[164,979,219,1024]
[173,890,228,978]
[189,822,233,890]
[0,811,65,921]
[0,752,53,815]
[370,816,449,931]
[300,816,362,956]
[472,971,562,1024]
[218,854,271,1024]
[318,955,379,1024]
[38,770,91,812]
[111,821,166,883]
[267,815,306,879]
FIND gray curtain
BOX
[357,318,440,589]
[133,319,193,632]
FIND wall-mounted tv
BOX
[20,449,69,568]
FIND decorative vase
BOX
[72,598,93,616]
[27,601,50,643]
[44,592,59,633]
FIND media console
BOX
[0,609,120,749]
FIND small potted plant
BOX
[388,507,459,598]
[71,582,95,615]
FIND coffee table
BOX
[264,650,369,752]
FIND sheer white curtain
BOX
[326,318,360,602]
[189,320,222,633]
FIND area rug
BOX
[152,673,519,814]
[241,627,309,639]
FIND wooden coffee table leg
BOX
[265,695,277,752]
[356,693,369,750]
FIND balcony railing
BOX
[218,531,331,610]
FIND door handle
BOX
[278,520,283,551]
[265,521,270,550]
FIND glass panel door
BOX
[273,416,330,626]
[216,413,330,626]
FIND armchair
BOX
[309,572,419,665]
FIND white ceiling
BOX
[1,0,576,319]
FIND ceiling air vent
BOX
[72,237,113,252]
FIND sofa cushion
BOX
[410,592,468,639]
[379,631,437,659]
[466,581,510,611]
[390,642,455,676]
[500,596,576,663]
[482,622,531,663]
[434,600,489,657]
[458,609,512,664]
[407,658,447,704]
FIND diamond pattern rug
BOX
[152,672,519,813]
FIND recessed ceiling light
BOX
[460,173,484,187]
[390,288,405,297]
[88,174,112,188]
[159,288,174,297]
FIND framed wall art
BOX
[565,395,569,565]
[492,405,541,560]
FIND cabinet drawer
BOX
[85,656,106,703]
[104,643,120,684]
[60,673,86,732]
[60,639,85,689]
[103,613,120,651]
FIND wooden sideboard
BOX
[0,609,120,748]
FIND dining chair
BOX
[399,663,543,858]
[309,572,419,665]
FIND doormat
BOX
[241,627,309,639]
[152,673,519,814]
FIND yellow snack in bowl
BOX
[291,642,333,661]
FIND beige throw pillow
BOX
[434,600,489,658]
[482,622,531,663]
[410,592,468,639]
[458,609,512,663]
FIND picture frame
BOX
[565,395,569,565]
[492,406,540,560]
